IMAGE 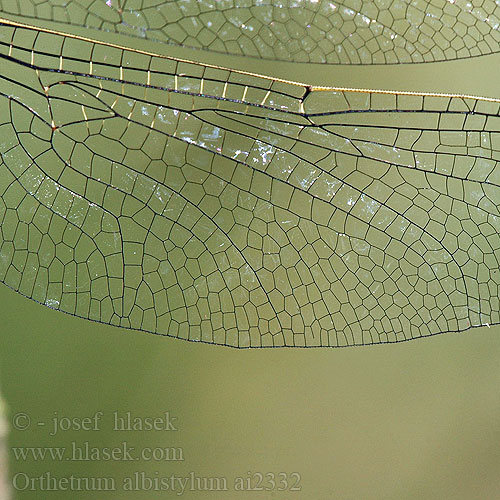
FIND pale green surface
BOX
[1,285,500,499]
[0,3,500,499]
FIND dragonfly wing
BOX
[1,0,499,63]
[1,23,499,346]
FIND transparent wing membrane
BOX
[1,0,500,64]
[0,21,499,347]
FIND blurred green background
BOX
[2,266,500,500]
[1,14,500,500]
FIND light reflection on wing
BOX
[0,20,499,347]
[1,0,500,64]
